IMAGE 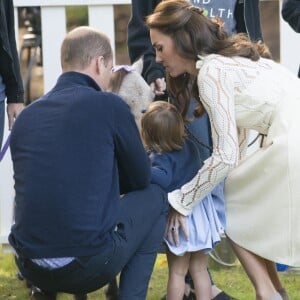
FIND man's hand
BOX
[7,103,24,130]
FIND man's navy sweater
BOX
[9,72,151,259]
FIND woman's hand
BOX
[166,207,189,246]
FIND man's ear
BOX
[95,56,105,74]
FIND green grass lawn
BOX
[1,249,299,300]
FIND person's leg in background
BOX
[183,269,234,300]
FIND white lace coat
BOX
[168,54,300,265]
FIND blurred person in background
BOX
[0,0,24,149]
[282,0,300,77]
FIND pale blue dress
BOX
[150,136,224,256]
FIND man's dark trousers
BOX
[16,183,168,300]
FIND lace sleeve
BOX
[168,60,239,216]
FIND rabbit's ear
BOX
[132,56,144,74]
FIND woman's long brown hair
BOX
[146,0,272,117]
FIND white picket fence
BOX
[1,0,300,249]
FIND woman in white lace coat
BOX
[146,1,300,300]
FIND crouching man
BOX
[9,26,168,300]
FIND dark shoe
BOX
[212,291,237,300]
[160,291,196,300]
[74,294,88,300]
[30,286,57,300]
